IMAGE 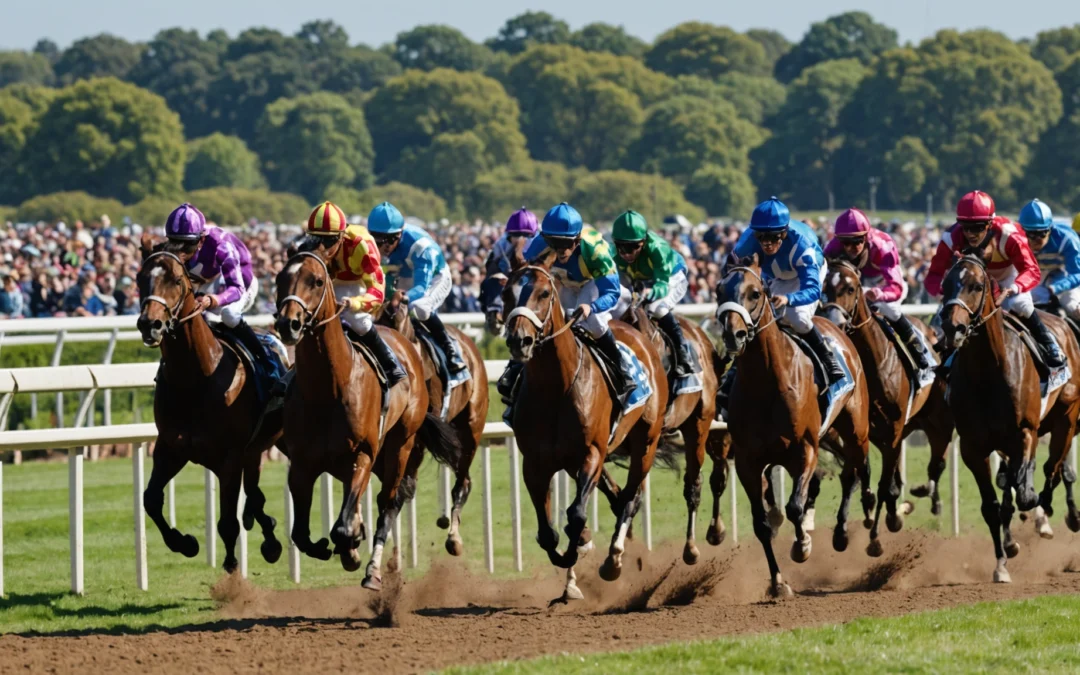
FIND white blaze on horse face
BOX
[959,268,968,282]
[149,266,166,279]
[286,261,303,277]
[830,272,840,290]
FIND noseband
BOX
[276,252,346,340]
[715,266,776,342]
[504,265,579,347]
[140,251,203,335]
[820,260,873,331]
[942,255,999,335]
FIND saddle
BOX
[1001,314,1052,381]
[344,327,393,437]
[411,320,458,419]
[873,316,938,394]
[209,324,291,410]
[778,325,854,434]
[573,326,654,442]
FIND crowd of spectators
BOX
[0,213,948,320]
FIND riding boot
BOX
[359,328,407,387]
[1020,311,1067,368]
[422,313,467,374]
[717,362,736,420]
[595,328,637,407]
[657,312,698,376]
[497,361,524,404]
[890,314,933,371]
[802,325,846,385]
[231,319,274,374]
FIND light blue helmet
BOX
[366,202,404,235]
[1018,198,1053,232]
[540,202,583,238]
[749,196,790,232]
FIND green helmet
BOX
[612,210,648,242]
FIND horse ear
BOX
[140,232,164,260]
[743,253,760,269]
[535,249,556,270]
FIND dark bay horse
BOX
[136,237,284,573]
[715,255,871,597]
[377,291,489,556]
[503,263,667,600]
[940,253,1080,583]
[274,252,462,590]
[820,259,954,556]
[619,303,727,564]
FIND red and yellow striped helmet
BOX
[306,201,348,236]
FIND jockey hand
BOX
[195,295,216,311]
[575,304,592,321]
[393,289,409,305]
[770,295,789,311]
[998,286,1018,303]
[864,287,883,303]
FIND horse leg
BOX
[601,432,653,582]
[286,461,332,561]
[556,450,602,600]
[217,468,243,574]
[143,443,198,558]
[1064,461,1080,532]
[523,456,559,564]
[867,441,901,557]
[739,457,791,598]
[961,439,1009,582]
[335,452,373,574]
[681,417,708,564]
[1036,411,1077,539]
[762,469,784,536]
[363,438,414,591]
[910,428,951,517]
[786,443,814,563]
[1000,470,1020,559]
[445,416,478,557]
[242,453,282,564]
[803,469,822,533]
[706,453,729,546]
[597,467,622,514]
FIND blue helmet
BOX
[749,196,790,232]
[540,202,583,238]
[1018,198,1053,231]
[367,202,404,235]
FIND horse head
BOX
[274,252,334,345]
[715,253,774,357]
[940,251,996,351]
[820,258,864,329]
[502,263,562,362]
[136,234,198,347]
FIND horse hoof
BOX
[790,536,812,563]
[706,522,726,546]
[862,517,874,530]
[931,500,942,517]
[243,512,255,531]
[909,484,931,498]
[577,540,595,557]
[886,513,904,533]
[1004,541,1020,559]
[177,534,199,558]
[599,558,622,582]
[261,538,283,564]
[683,542,700,566]
[993,566,1012,584]
[564,583,585,601]
[833,528,849,553]
[309,538,333,561]
[769,579,794,599]
[436,515,451,530]
[223,558,238,575]
[803,508,816,533]
[341,549,363,572]
[866,538,884,558]
[445,536,464,557]
[361,574,383,592]
[1066,511,1080,533]
[900,501,914,516]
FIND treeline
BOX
[3,12,1080,224]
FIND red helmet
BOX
[956,191,996,222]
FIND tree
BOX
[569,170,705,223]
[0,83,56,115]
[33,39,60,65]
[53,34,144,84]
[645,22,771,79]
[186,187,309,225]
[0,94,35,203]
[570,23,647,58]
[1032,25,1080,72]
[225,28,294,60]
[393,25,493,72]
[320,46,402,93]
[487,11,571,55]
[469,160,571,220]
[775,11,897,82]
[0,51,54,87]
[685,164,757,217]
[326,182,449,222]
[15,191,125,225]
[746,29,792,70]
[206,50,316,141]
[671,73,786,125]
[295,20,350,54]
[883,136,938,205]
[1023,55,1080,209]
[185,133,266,190]
[22,78,185,202]
[255,92,375,203]
[128,28,224,137]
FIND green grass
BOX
[448,594,1080,674]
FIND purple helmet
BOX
[165,203,206,240]
[505,207,538,236]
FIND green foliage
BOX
[326,182,449,222]
[184,133,266,190]
[883,136,938,205]
[128,28,225,138]
[487,11,571,55]
[185,187,308,225]
[0,205,15,223]
[569,169,704,224]
[0,83,56,114]
[468,159,571,221]
[669,74,785,126]
[745,29,792,69]
[21,78,185,203]
[32,39,60,65]
[319,46,402,93]
[206,50,317,142]
[645,22,771,79]
[570,23,647,58]
[294,20,350,53]
[775,11,898,82]
[685,164,758,217]
[123,195,180,226]
[15,191,125,224]
[0,51,55,87]
[1032,25,1080,72]
[1024,54,1080,209]
[393,25,493,72]
[52,34,144,84]
[0,93,36,204]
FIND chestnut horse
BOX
[939,253,1080,583]
[377,292,489,556]
[274,252,461,590]
[502,263,667,600]
[819,259,954,556]
[136,240,285,573]
[715,255,871,597]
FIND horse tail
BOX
[418,412,464,468]
[608,437,683,477]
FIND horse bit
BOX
[715,265,776,342]
[140,251,204,336]
[276,251,346,340]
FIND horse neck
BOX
[527,298,581,394]
[965,301,1008,370]
[850,290,890,368]
[295,294,355,396]
[395,307,415,343]
[159,297,223,387]
[738,311,788,391]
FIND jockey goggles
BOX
[614,239,645,254]
[1024,228,1050,240]
[753,229,786,244]
[543,234,578,251]
[837,234,867,249]
[961,220,991,234]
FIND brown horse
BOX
[618,302,727,564]
[274,252,462,590]
[377,291,489,556]
[819,259,954,555]
[939,253,1080,582]
[715,254,871,597]
[136,239,285,573]
[502,262,667,600]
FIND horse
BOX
[714,254,871,597]
[939,252,1080,583]
[377,291,489,556]
[136,236,285,574]
[502,261,668,600]
[617,300,727,564]
[274,252,462,590]
[819,259,954,555]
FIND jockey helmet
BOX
[1018,198,1053,232]
[165,203,206,240]
[612,210,649,242]
[540,202,583,238]
[306,201,348,236]
[749,196,790,232]
[366,202,404,235]
[833,208,871,238]
[505,207,538,236]
[956,190,996,222]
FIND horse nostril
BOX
[521,335,534,348]
[152,320,163,331]
[734,329,747,341]
[290,319,301,332]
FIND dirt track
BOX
[4,528,1080,674]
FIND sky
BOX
[3,0,1080,51]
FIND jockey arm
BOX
[869,237,905,303]
[923,228,959,297]
[1002,227,1041,293]
[404,246,440,304]
[591,273,622,314]
[1049,231,1080,295]
[210,241,247,307]
[344,234,386,313]
[642,237,678,302]
[788,249,822,307]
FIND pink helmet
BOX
[834,208,871,238]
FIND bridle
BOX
[504,265,580,347]
[942,254,1000,335]
[140,251,203,335]
[276,252,346,340]
[715,266,776,342]
[820,259,873,332]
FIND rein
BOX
[504,265,580,348]
[822,260,874,332]
[715,266,776,342]
[277,252,347,342]
[943,256,1001,336]
[140,251,204,334]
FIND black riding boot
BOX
[595,329,637,407]
[717,359,735,419]
[231,320,274,373]
[891,314,933,370]
[657,312,698,376]
[359,328,407,387]
[422,313,467,374]
[1021,311,1067,368]
[497,361,524,404]
[802,325,845,384]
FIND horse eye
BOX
[846,287,855,295]
[748,290,761,301]
[314,277,324,287]
[972,283,984,292]
[174,277,183,286]
[540,290,550,299]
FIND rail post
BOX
[320,473,333,537]
[508,436,522,572]
[205,469,216,568]
[284,475,300,583]
[133,442,148,591]
[950,441,960,537]
[483,443,494,573]
[69,446,84,595]
[729,459,738,544]
[643,473,653,551]
[52,330,67,427]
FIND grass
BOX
[448,594,1080,674]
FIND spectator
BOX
[114,276,139,315]
[0,272,25,318]
[71,275,106,317]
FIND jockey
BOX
[732,197,845,384]
[163,203,273,373]
[925,190,1065,368]
[366,201,466,374]
[294,201,406,386]
[610,209,698,376]
[479,207,538,331]
[823,208,932,370]
[1018,198,1080,322]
